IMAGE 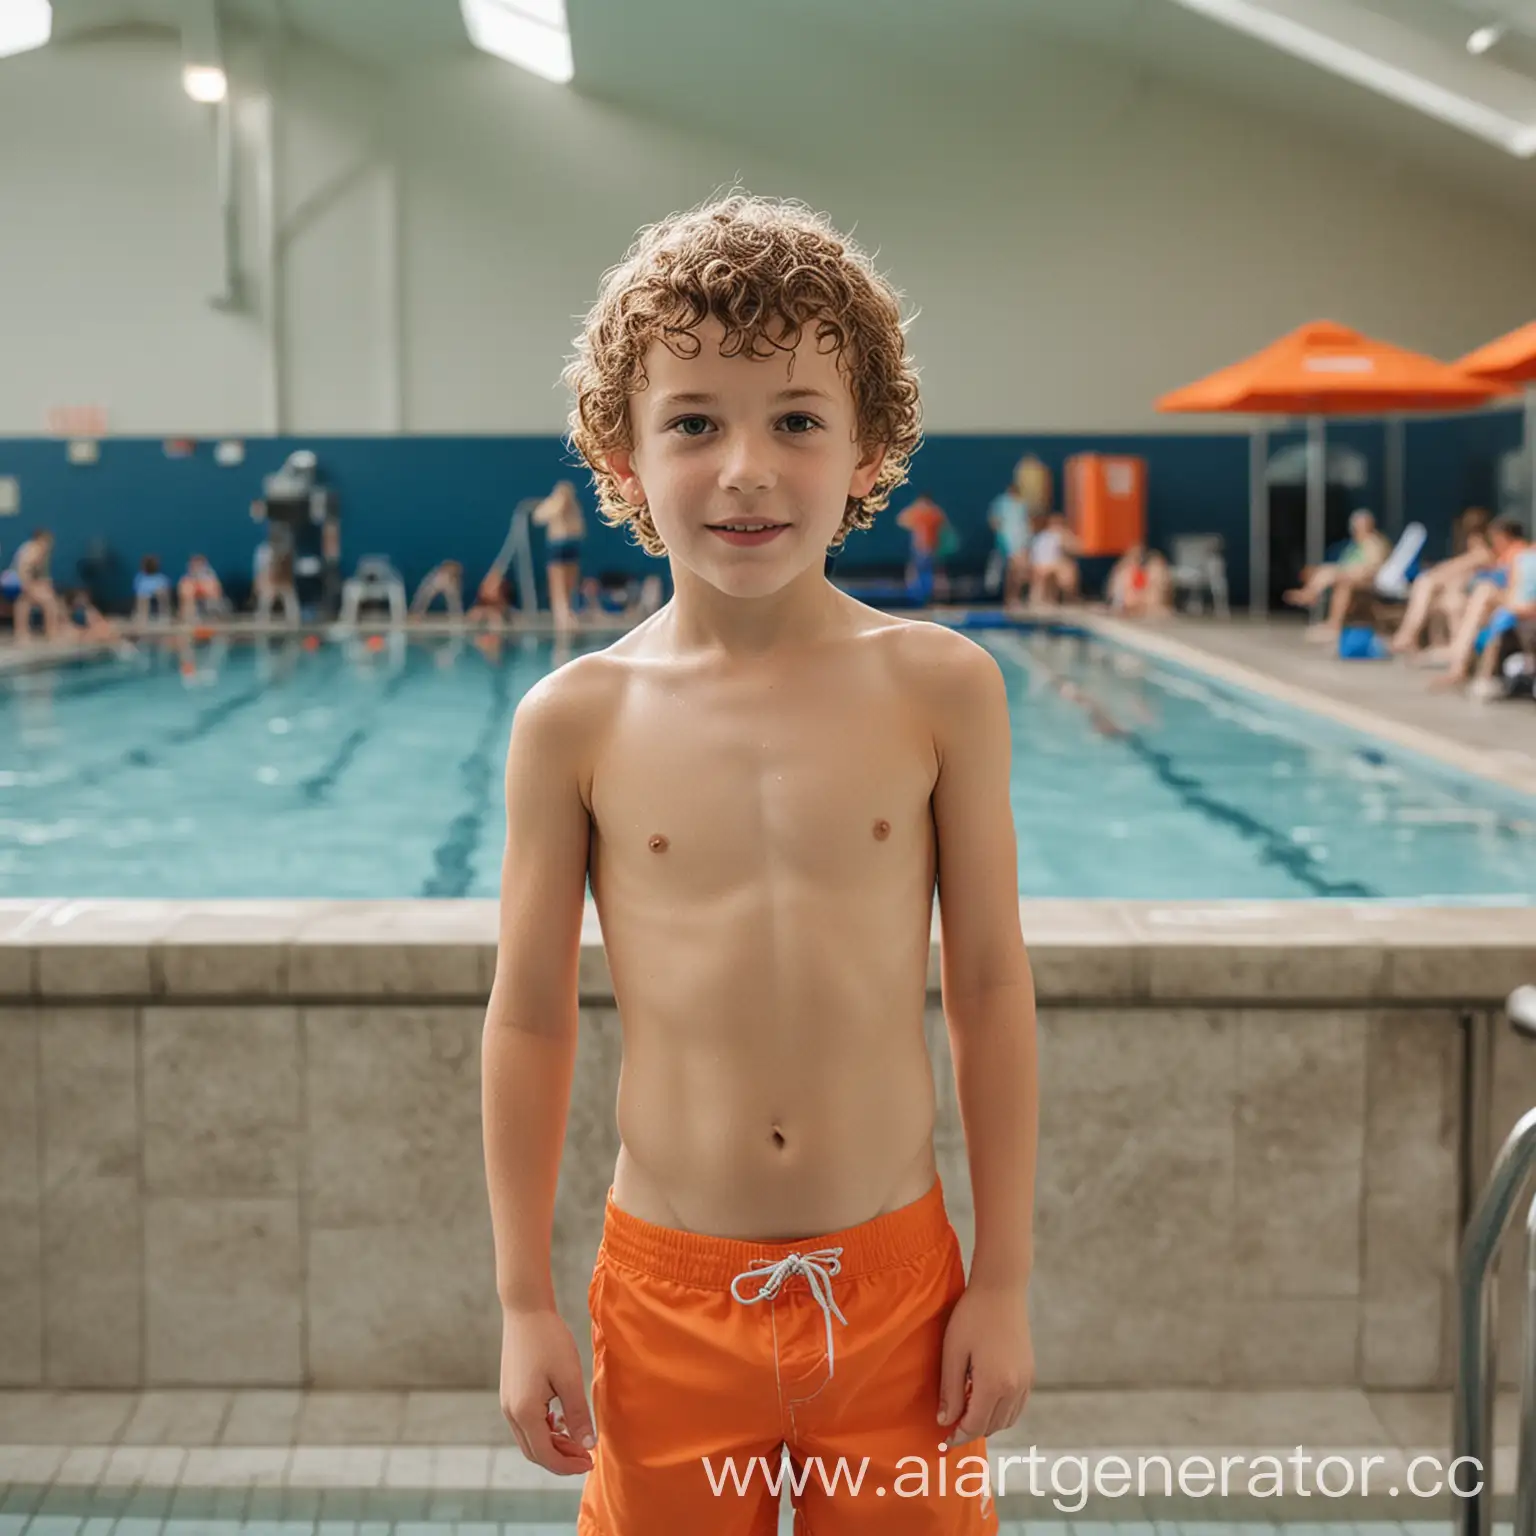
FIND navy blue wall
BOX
[0,411,1522,613]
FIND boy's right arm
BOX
[482,669,598,1475]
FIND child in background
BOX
[987,457,1049,611]
[178,555,224,622]
[896,493,955,603]
[1027,511,1081,606]
[133,556,173,624]
[1106,544,1173,618]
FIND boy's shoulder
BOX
[875,614,1004,698]
[509,646,628,759]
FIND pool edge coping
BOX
[0,897,1529,1007]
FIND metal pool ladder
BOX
[1456,984,1536,1536]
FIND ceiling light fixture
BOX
[461,0,573,84]
[180,0,226,103]
[1166,0,1536,158]
[1467,23,1507,55]
[0,0,51,61]
[183,64,227,102]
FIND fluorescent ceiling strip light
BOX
[1167,0,1536,157]
[0,0,52,61]
[461,0,573,83]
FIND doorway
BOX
[1263,442,1369,611]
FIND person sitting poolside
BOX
[1283,508,1390,640]
[1027,510,1081,606]
[1427,518,1532,691]
[467,566,512,627]
[1106,543,1173,618]
[3,529,65,643]
[1465,542,1536,697]
[177,555,224,622]
[1389,509,1493,656]
[411,560,466,620]
[133,555,174,624]
[64,588,127,646]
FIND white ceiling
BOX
[43,0,1536,219]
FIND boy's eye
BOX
[670,416,712,437]
[780,413,821,434]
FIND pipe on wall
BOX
[209,86,243,312]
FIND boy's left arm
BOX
[923,634,1039,1449]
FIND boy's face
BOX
[607,316,884,598]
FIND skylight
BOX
[460,0,573,84]
[0,0,51,62]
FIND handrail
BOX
[1512,986,1536,1041]
[1454,1104,1536,1536]
[1522,1195,1536,1536]
[1455,985,1536,1536]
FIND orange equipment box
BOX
[1065,453,1146,556]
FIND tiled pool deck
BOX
[0,1388,1524,1527]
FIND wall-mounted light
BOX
[0,0,52,61]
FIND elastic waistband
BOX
[598,1180,953,1289]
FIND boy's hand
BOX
[937,1282,1033,1448]
[499,1306,596,1475]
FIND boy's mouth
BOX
[706,521,788,547]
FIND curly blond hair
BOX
[562,193,922,556]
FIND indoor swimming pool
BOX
[0,626,1532,901]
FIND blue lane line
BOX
[1115,730,1380,899]
[297,665,416,805]
[420,659,514,898]
[986,630,1381,898]
[1143,660,1535,836]
[75,682,271,786]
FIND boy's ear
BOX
[605,448,646,507]
[849,444,886,501]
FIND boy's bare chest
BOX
[589,675,937,885]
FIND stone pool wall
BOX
[1,897,1532,1394]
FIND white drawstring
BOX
[730,1248,848,1378]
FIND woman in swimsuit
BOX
[532,481,587,631]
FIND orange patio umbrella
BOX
[1455,321,1536,528]
[1158,320,1511,611]
[1159,319,1509,416]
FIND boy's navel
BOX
[873,819,891,841]
[648,833,669,852]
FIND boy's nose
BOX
[717,434,776,494]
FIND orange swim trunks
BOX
[577,1180,998,1535]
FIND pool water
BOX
[0,626,1532,901]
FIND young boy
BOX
[482,194,1038,1535]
